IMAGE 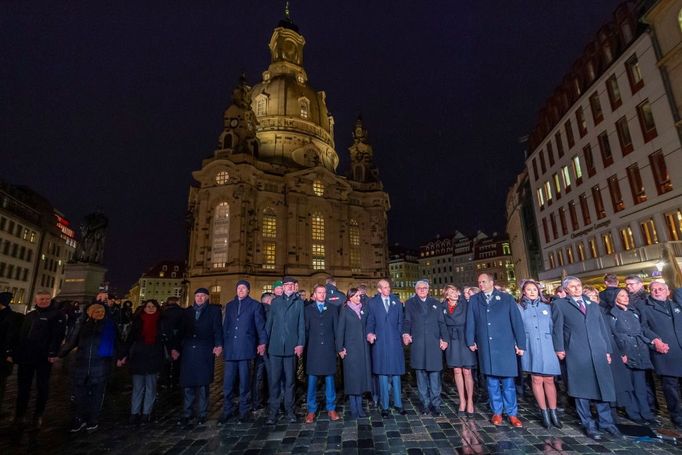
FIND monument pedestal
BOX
[59,262,107,304]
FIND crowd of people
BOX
[0,271,681,443]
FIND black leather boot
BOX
[549,408,562,428]
[540,409,551,429]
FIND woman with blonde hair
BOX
[442,285,477,416]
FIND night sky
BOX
[1,1,623,291]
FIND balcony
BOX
[538,241,682,283]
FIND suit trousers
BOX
[415,370,442,410]
[223,359,251,416]
[251,355,267,409]
[574,398,615,431]
[16,361,52,418]
[74,379,107,425]
[183,385,208,419]
[486,375,517,416]
[268,355,296,417]
[378,375,403,410]
[660,375,682,425]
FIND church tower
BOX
[186,11,390,301]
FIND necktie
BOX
[195,308,201,320]
[237,299,242,317]
[485,293,492,303]
[318,303,324,313]
[383,298,390,313]
[576,298,586,315]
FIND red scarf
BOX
[140,311,160,345]
[447,301,457,314]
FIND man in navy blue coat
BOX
[173,288,223,426]
[466,273,525,427]
[366,279,406,418]
[403,280,448,416]
[218,280,267,424]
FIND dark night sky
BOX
[1,1,623,291]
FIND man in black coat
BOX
[265,276,305,424]
[218,280,267,424]
[638,281,682,428]
[403,280,448,417]
[552,277,620,441]
[325,277,344,311]
[598,274,620,310]
[11,290,66,428]
[161,296,185,388]
[252,292,275,411]
[0,292,21,417]
[304,285,340,423]
[172,288,223,426]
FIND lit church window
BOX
[212,202,229,268]
[312,212,325,270]
[215,171,229,185]
[313,180,324,196]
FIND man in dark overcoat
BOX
[324,277,344,312]
[161,296,184,388]
[11,290,66,428]
[366,279,406,418]
[265,276,305,424]
[552,276,619,441]
[172,288,223,426]
[304,285,340,423]
[0,292,21,417]
[218,280,267,424]
[465,273,525,427]
[403,280,448,416]
[638,281,682,428]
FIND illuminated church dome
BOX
[249,14,339,171]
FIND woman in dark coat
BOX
[336,288,372,418]
[60,302,119,432]
[119,299,166,424]
[600,291,634,415]
[517,280,561,429]
[605,289,659,425]
[442,285,476,416]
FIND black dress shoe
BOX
[177,417,191,427]
[586,429,603,441]
[602,426,623,439]
[645,418,662,428]
[287,413,297,423]
[196,417,207,425]
[420,408,430,416]
[238,414,252,423]
[394,407,407,416]
[431,409,442,417]
[265,415,277,425]
[381,410,390,418]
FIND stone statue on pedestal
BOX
[75,211,109,264]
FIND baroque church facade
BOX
[186,15,390,300]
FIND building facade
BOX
[0,181,76,312]
[506,169,542,284]
[186,15,390,302]
[388,244,420,301]
[128,260,186,308]
[526,3,682,289]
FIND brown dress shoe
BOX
[508,416,523,427]
[305,412,315,424]
[328,410,340,421]
[491,414,503,425]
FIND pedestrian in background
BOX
[0,292,21,419]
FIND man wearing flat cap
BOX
[265,276,305,424]
[172,288,223,426]
[218,280,267,424]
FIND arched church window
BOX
[353,164,365,182]
[222,133,233,149]
[215,171,229,185]
[313,180,324,197]
[299,98,310,119]
[311,212,325,270]
[679,9,682,32]
[211,202,229,268]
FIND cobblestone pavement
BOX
[1,358,681,454]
